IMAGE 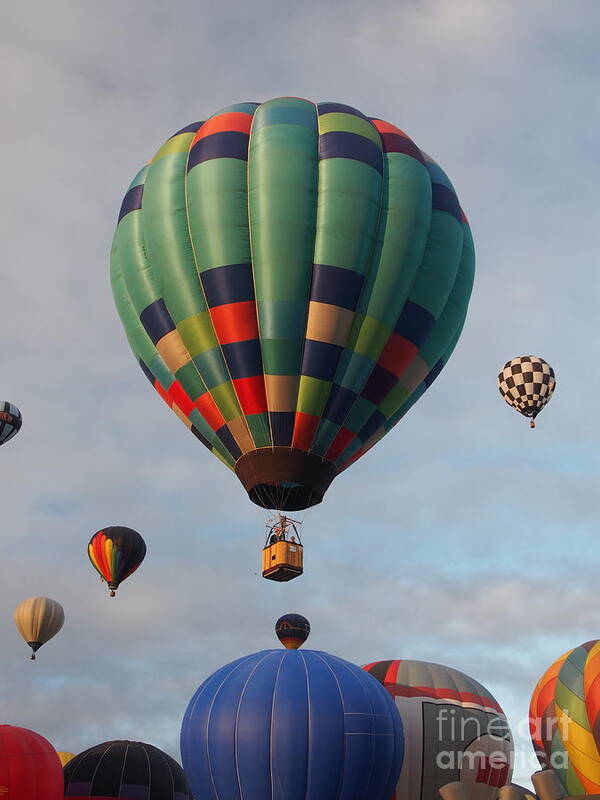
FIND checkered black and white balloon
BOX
[498,356,556,428]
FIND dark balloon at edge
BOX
[276,613,310,649]
[0,401,22,446]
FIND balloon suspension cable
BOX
[265,514,302,546]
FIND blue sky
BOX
[1,0,599,788]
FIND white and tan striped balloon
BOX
[13,597,64,660]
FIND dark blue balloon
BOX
[181,648,403,800]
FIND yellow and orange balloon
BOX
[530,640,600,795]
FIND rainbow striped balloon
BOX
[530,640,600,795]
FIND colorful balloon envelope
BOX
[111,98,475,511]
[63,740,193,800]
[530,640,600,795]
[0,401,22,446]
[363,659,513,800]
[0,724,63,799]
[13,596,64,660]
[88,526,146,596]
[275,612,310,648]
[498,356,555,428]
[181,648,403,800]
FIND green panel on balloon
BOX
[110,99,475,511]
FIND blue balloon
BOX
[181,649,403,800]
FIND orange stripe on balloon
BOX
[232,376,268,415]
[370,119,411,138]
[291,412,320,451]
[154,380,172,406]
[168,381,194,416]
[209,301,259,345]
[385,660,401,685]
[88,544,102,574]
[195,392,226,431]
[93,534,111,581]
[191,113,253,145]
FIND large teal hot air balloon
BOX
[111,99,475,511]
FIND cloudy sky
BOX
[1,0,599,789]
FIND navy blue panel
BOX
[310,263,364,310]
[394,300,435,347]
[432,183,463,223]
[201,263,254,307]
[379,132,425,164]
[301,340,343,382]
[269,411,295,446]
[303,652,345,799]
[208,659,260,800]
[328,656,375,799]
[187,131,249,171]
[359,410,386,442]
[139,359,155,385]
[319,131,383,175]
[424,358,444,388]
[323,384,357,424]
[190,425,211,450]
[270,653,309,800]
[317,102,368,119]
[222,339,263,379]
[170,121,203,138]
[361,365,397,405]
[216,425,242,460]
[180,655,252,800]
[118,184,144,222]
[237,653,282,800]
[140,299,176,345]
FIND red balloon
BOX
[0,725,63,799]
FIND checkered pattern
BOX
[111,98,475,494]
[498,356,556,420]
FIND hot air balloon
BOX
[111,98,475,514]
[529,640,600,796]
[363,659,513,800]
[498,356,555,428]
[0,401,22,446]
[57,750,75,767]
[63,740,193,799]
[181,648,403,800]
[14,596,64,660]
[0,724,63,799]
[88,526,146,596]
[275,612,310,648]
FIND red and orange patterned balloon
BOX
[530,640,600,795]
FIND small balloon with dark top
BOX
[88,526,146,597]
[276,613,310,649]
